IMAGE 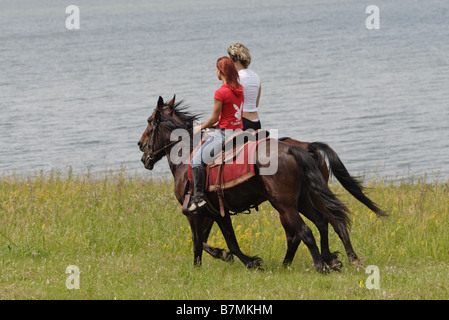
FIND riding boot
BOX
[188,166,207,213]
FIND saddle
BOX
[183,129,270,216]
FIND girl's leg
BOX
[189,129,227,212]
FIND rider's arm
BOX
[198,99,222,131]
[256,85,261,108]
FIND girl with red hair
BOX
[188,57,244,212]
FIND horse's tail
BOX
[308,142,388,217]
[288,145,352,228]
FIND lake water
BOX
[1,0,448,180]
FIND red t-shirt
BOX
[214,84,244,130]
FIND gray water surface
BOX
[1,0,448,180]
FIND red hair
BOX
[216,56,241,90]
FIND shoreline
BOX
[1,166,447,185]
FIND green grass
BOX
[1,170,448,299]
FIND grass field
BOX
[1,170,448,300]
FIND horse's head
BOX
[138,95,198,170]
[138,95,176,170]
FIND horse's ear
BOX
[157,96,164,110]
[155,108,161,121]
[167,94,176,110]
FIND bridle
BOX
[146,106,183,161]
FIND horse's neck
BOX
[167,155,188,178]
[164,148,189,203]
[163,133,193,195]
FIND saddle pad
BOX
[206,140,260,192]
[188,138,273,192]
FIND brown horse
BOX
[138,96,386,271]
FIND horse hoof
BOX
[193,260,202,268]
[246,256,264,270]
[329,258,343,272]
[222,251,234,263]
[317,265,330,274]
[350,256,366,266]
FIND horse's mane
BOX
[159,101,200,133]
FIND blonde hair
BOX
[227,42,252,68]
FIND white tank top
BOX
[238,68,260,113]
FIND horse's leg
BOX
[330,216,360,263]
[306,145,360,265]
[312,197,360,263]
[203,243,234,262]
[278,211,302,267]
[186,214,205,266]
[213,214,262,269]
[274,201,328,273]
[256,142,326,272]
[201,217,234,262]
[299,197,343,271]
[292,143,341,269]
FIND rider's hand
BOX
[193,124,202,136]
